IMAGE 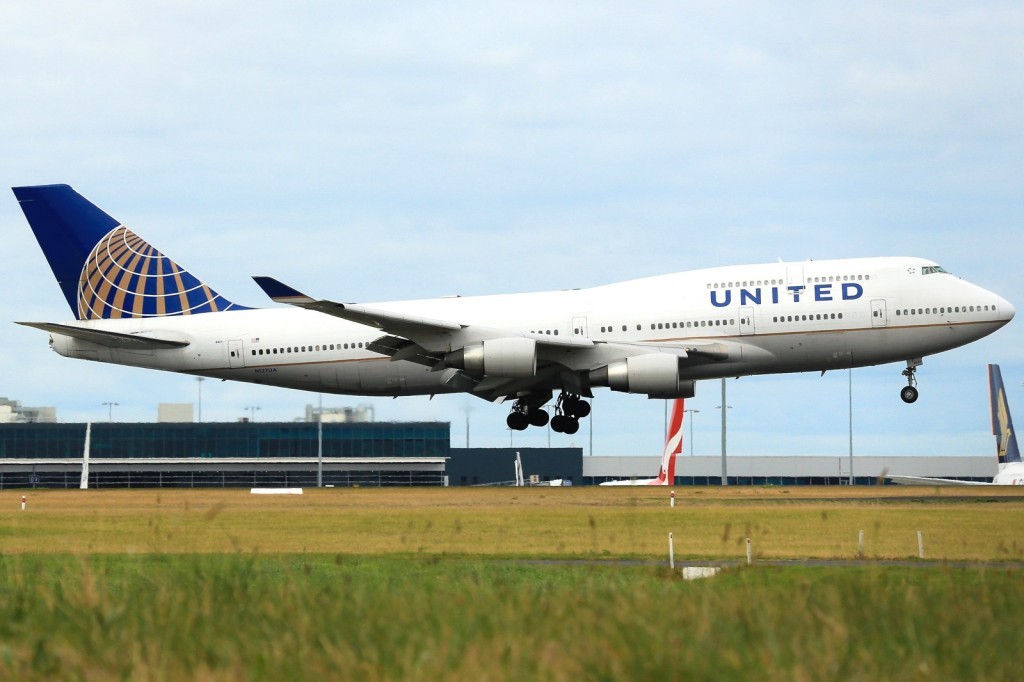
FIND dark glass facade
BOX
[0,422,450,459]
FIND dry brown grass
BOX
[3,486,1024,560]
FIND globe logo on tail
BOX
[77,226,242,319]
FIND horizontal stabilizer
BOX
[17,321,190,349]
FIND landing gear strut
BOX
[900,359,921,404]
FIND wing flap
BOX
[366,335,444,369]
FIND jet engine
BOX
[445,337,537,378]
[590,353,695,399]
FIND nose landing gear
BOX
[900,359,921,403]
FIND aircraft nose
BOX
[999,296,1016,322]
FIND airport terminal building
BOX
[0,418,1001,489]
[0,421,585,489]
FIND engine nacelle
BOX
[591,353,695,399]
[447,337,537,378]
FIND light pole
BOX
[317,393,323,488]
[245,406,261,422]
[196,377,204,422]
[716,378,732,486]
[848,368,854,486]
[684,408,700,456]
[101,401,118,422]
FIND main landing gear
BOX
[900,359,921,404]
[550,392,590,435]
[506,391,591,434]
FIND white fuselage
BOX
[993,463,1024,486]
[45,256,1014,397]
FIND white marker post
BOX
[917,530,924,559]
[670,490,675,508]
[858,530,864,558]
[745,537,752,565]
[669,532,675,570]
[21,495,26,511]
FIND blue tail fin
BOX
[12,184,247,319]
[988,364,1021,465]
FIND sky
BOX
[1,2,1022,457]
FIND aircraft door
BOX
[786,265,804,294]
[738,306,755,335]
[870,299,888,328]
[228,339,246,368]
[571,316,589,338]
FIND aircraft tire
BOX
[563,418,580,435]
[900,386,919,404]
[528,409,550,428]
[507,412,529,431]
[570,400,591,419]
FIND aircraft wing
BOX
[886,475,991,486]
[252,276,464,338]
[252,276,596,351]
[253,277,730,402]
[16,322,191,349]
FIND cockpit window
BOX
[922,265,950,275]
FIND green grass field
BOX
[2,487,1023,680]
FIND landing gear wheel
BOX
[528,409,550,428]
[563,418,580,435]
[551,415,569,433]
[570,400,591,419]
[556,392,591,420]
[506,412,529,431]
[900,359,921,404]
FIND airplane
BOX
[11,184,1016,433]
[600,399,684,486]
[888,364,1024,486]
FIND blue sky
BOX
[1,2,1021,457]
